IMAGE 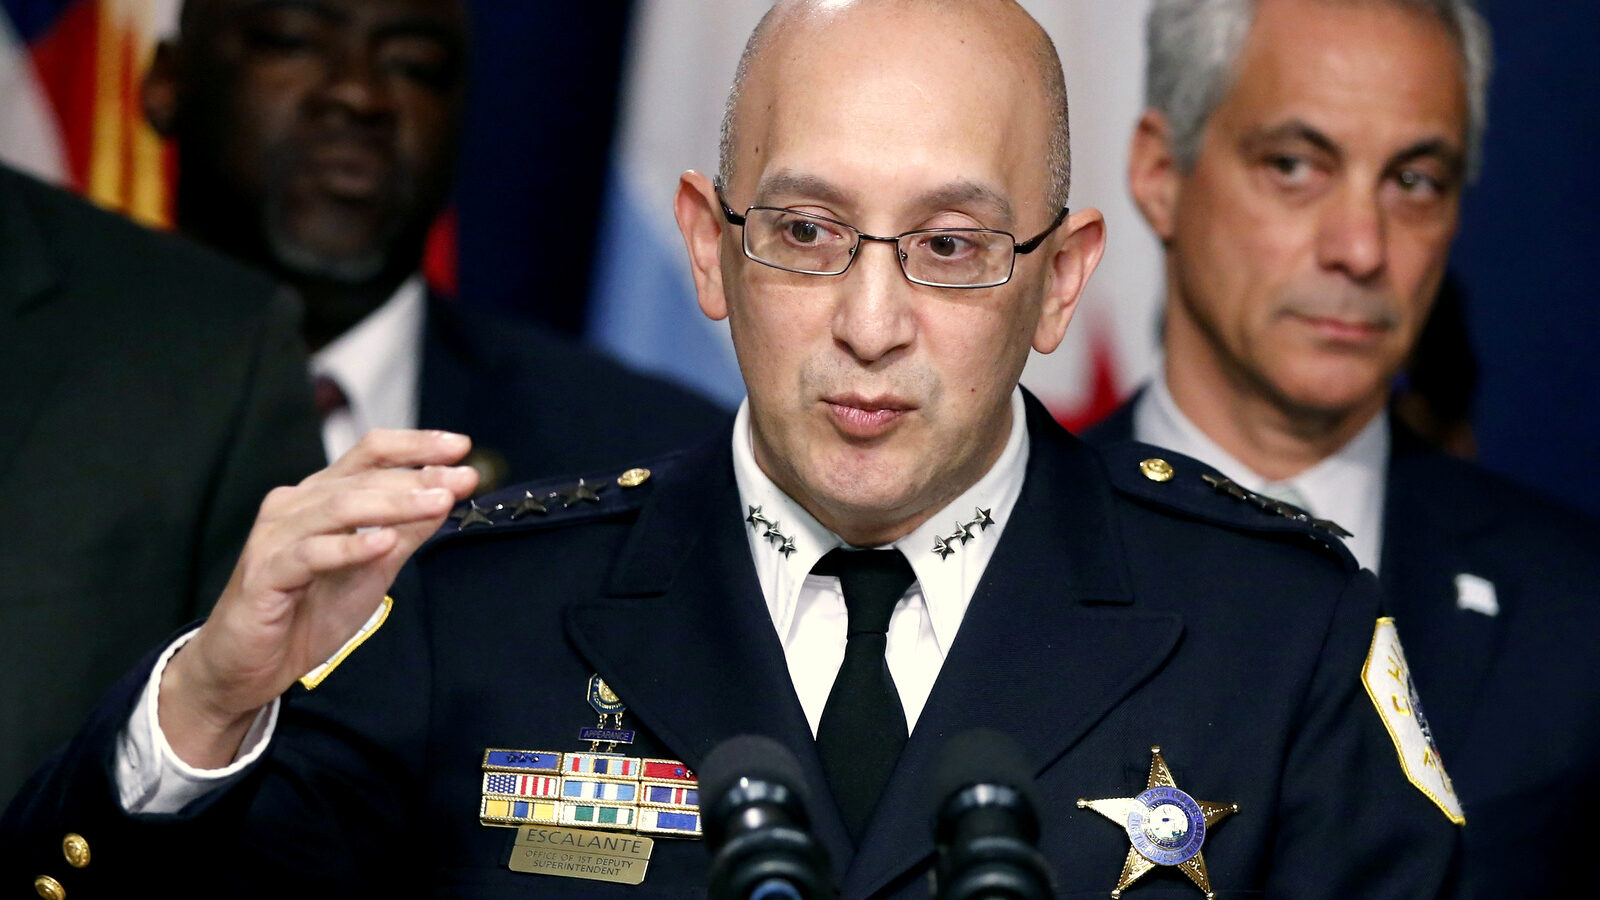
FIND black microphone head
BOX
[700,735,812,847]
[701,735,833,900]
[929,728,1040,844]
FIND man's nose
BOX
[831,238,917,364]
[1316,183,1387,283]
[318,44,393,121]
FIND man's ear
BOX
[142,41,181,136]
[1128,109,1182,242]
[674,170,729,321]
[1032,207,1106,354]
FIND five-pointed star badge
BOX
[454,501,494,530]
[1077,746,1237,899]
[508,490,549,520]
[560,478,603,507]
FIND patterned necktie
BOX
[812,547,917,842]
[311,374,349,421]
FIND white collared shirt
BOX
[732,387,1030,734]
[310,275,426,462]
[1133,372,1388,572]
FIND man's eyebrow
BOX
[751,171,853,208]
[1242,119,1342,158]
[234,0,344,24]
[372,19,465,50]
[751,173,1015,226]
[913,181,1014,227]
[1389,138,1466,179]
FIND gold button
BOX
[34,875,65,900]
[1140,458,1175,483]
[62,833,89,869]
[616,467,651,488]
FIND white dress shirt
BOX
[116,388,1032,811]
[732,387,1030,735]
[1133,372,1389,572]
[311,275,425,462]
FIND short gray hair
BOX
[1145,0,1492,181]
[719,0,1074,209]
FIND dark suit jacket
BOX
[419,297,730,491]
[0,166,327,807]
[1087,395,1600,897]
[2,395,1458,898]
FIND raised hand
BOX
[157,429,479,768]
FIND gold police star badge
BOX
[1077,747,1237,899]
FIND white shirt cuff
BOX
[114,628,279,815]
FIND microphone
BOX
[928,729,1054,900]
[701,734,834,900]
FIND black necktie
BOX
[812,547,917,842]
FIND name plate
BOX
[508,825,655,885]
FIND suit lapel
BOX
[562,439,856,878]
[0,173,65,477]
[843,397,1183,898]
[1379,428,1503,760]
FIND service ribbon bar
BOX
[561,801,639,829]
[639,783,698,809]
[562,778,640,803]
[481,796,561,826]
[483,749,562,773]
[566,753,641,778]
[483,772,562,799]
[640,758,695,783]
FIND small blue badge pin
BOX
[580,674,636,751]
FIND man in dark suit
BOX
[142,0,727,486]
[3,2,1459,896]
[1089,1,1600,894]
[0,163,326,806]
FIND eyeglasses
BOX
[714,183,1068,290]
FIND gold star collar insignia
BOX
[1077,747,1238,899]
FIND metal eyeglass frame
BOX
[714,182,1069,289]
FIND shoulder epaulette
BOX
[423,461,665,549]
[1096,440,1359,572]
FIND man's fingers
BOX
[260,466,478,525]
[309,429,473,483]
[292,486,458,539]
[260,530,401,590]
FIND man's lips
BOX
[824,395,915,438]
[1290,313,1391,343]
[301,143,392,201]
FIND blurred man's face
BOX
[155,0,465,283]
[1146,0,1467,424]
[676,1,1102,545]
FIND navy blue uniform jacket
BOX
[2,395,1459,898]
[1089,399,1600,897]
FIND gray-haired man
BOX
[1090,1,1600,894]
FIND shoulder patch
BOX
[1097,441,1358,571]
[424,463,663,549]
[1362,617,1465,825]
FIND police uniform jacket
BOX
[1089,397,1600,897]
[2,394,1459,898]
